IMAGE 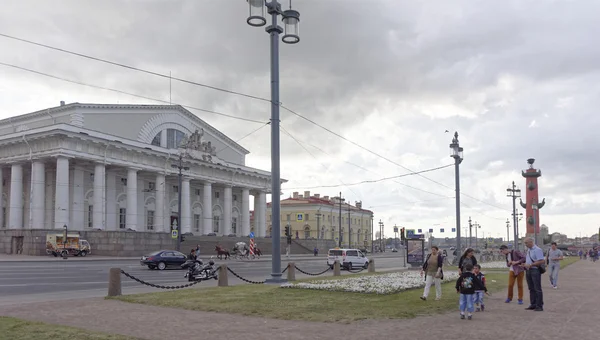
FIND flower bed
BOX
[281,271,460,295]
[480,261,509,269]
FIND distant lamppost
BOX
[506,181,522,250]
[171,152,189,252]
[468,216,472,247]
[474,222,480,249]
[449,132,464,252]
[370,218,374,254]
[315,209,322,249]
[62,224,68,259]
[378,219,384,252]
[335,193,344,247]
[506,218,511,244]
[515,210,523,244]
[245,0,301,283]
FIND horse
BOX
[215,246,230,260]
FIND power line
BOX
[280,125,360,198]
[0,62,266,125]
[0,33,271,104]
[0,34,508,212]
[460,200,506,221]
[285,164,454,190]
[215,122,270,154]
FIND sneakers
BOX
[460,314,465,319]
[481,304,485,312]
[476,308,481,312]
[467,314,473,320]
[553,286,558,289]
[518,299,524,305]
[435,297,441,301]
[505,298,511,303]
[420,296,427,301]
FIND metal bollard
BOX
[107,268,122,297]
[368,259,375,273]
[287,262,296,281]
[333,260,341,276]
[217,264,228,287]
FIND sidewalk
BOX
[1,260,597,339]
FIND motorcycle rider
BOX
[188,248,197,261]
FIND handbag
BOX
[528,251,546,274]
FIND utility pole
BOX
[506,218,510,244]
[337,192,344,247]
[468,216,472,247]
[171,153,189,252]
[316,209,321,250]
[378,219,384,252]
[506,181,522,250]
[474,222,479,249]
[370,218,374,254]
[449,132,464,254]
[347,205,351,248]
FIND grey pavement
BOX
[0,259,597,339]
[0,254,407,306]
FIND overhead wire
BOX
[0,32,507,212]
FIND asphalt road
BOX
[0,253,407,306]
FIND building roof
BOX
[267,192,373,214]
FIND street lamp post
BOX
[506,181,522,250]
[245,0,301,283]
[378,219,384,252]
[62,224,68,259]
[532,199,539,245]
[449,132,464,253]
[506,218,510,244]
[171,153,189,252]
[515,210,523,244]
[347,206,351,248]
[316,209,321,250]
[336,193,344,248]
[370,218,374,254]
[468,216,472,247]
[474,223,480,249]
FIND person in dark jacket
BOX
[188,249,197,261]
[458,248,478,274]
[419,246,444,301]
[456,263,487,320]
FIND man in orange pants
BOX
[500,245,525,304]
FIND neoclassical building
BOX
[0,102,272,237]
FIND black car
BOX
[140,250,187,270]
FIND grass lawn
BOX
[111,257,579,323]
[0,317,138,340]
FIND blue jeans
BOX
[525,267,543,308]
[473,291,485,306]
[459,293,474,313]
[549,262,560,286]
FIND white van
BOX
[327,248,369,270]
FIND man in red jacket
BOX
[500,245,526,305]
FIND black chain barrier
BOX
[295,266,331,276]
[347,267,367,273]
[226,267,266,284]
[282,265,288,274]
[120,270,202,289]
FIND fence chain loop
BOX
[226,267,266,284]
[347,267,366,274]
[294,266,331,276]
[120,270,202,289]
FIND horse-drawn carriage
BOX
[214,242,261,260]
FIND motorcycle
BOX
[181,256,219,282]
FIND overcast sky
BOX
[0,0,598,240]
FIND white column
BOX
[260,191,267,237]
[223,185,232,236]
[253,194,259,234]
[105,170,117,231]
[241,188,250,237]
[30,161,45,229]
[181,177,191,234]
[8,164,23,229]
[44,168,55,229]
[93,163,105,230]
[202,182,212,234]
[126,168,138,230]
[54,157,70,229]
[71,166,84,231]
[155,174,165,233]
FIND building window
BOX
[233,194,237,201]
[194,214,201,233]
[195,189,201,196]
[173,185,179,193]
[151,131,161,147]
[232,217,237,234]
[88,205,93,228]
[304,227,310,239]
[147,210,155,230]
[214,191,220,199]
[213,216,220,233]
[119,208,126,229]
[331,228,335,240]
[305,214,309,222]
[148,182,155,191]
[286,214,291,221]
[166,128,186,149]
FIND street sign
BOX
[393,227,398,233]
[406,229,415,238]
[171,230,178,239]
[249,231,255,238]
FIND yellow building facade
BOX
[266,191,374,249]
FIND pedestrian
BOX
[500,244,525,305]
[458,248,478,275]
[195,244,201,256]
[522,237,545,312]
[455,263,487,320]
[420,246,444,301]
[547,242,563,289]
[188,248,197,261]
[472,264,487,312]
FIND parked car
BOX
[327,248,369,270]
[140,250,187,270]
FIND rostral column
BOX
[520,158,545,237]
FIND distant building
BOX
[266,191,373,249]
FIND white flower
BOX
[281,271,460,294]
[480,261,509,269]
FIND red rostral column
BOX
[520,158,546,236]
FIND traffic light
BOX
[285,226,290,237]
[400,227,405,241]
[181,234,186,243]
